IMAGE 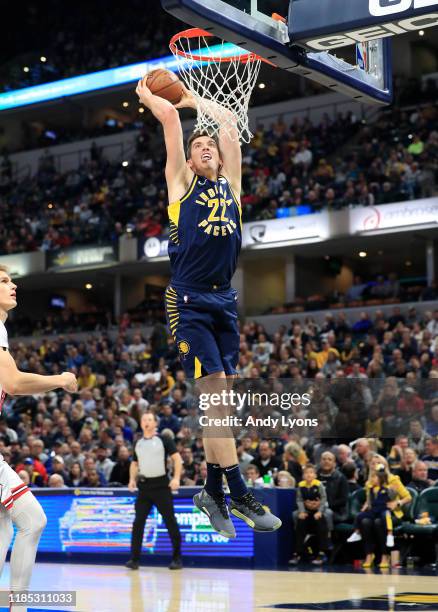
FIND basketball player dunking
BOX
[136,78,281,537]
[0,266,78,609]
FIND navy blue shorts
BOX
[164,284,239,379]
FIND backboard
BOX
[161,0,393,104]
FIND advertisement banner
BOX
[27,489,253,557]
[47,245,116,270]
[0,251,45,277]
[242,212,330,249]
[138,236,169,261]
[350,198,438,233]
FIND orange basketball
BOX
[145,69,183,105]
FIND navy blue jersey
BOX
[369,485,394,512]
[168,173,242,290]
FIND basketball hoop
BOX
[169,28,268,143]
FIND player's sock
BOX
[223,464,248,500]
[205,463,224,497]
[9,492,47,591]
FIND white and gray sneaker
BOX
[229,491,282,532]
[193,489,236,539]
[347,531,362,543]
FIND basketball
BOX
[145,69,183,105]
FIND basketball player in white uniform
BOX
[0,265,77,608]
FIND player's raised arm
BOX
[0,348,77,395]
[136,79,191,201]
[176,85,241,198]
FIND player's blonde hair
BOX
[0,265,9,274]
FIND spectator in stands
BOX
[408,460,435,493]
[397,386,424,418]
[293,142,313,169]
[388,435,410,473]
[336,444,352,468]
[16,446,48,484]
[346,276,367,303]
[422,435,438,481]
[245,464,264,488]
[109,446,131,485]
[407,134,424,156]
[317,451,349,526]
[68,462,83,487]
[291,464,330,566]
[49,455,70,485]
[358,455,411,568]
[251,440,282,477]
[80,468,102,488]
[0,418,18,444]
[364,404,383,438]
[48,474,67,488]
[408,419,429,456]
[425,404,438,437]
[18,470,30,486]
[22,458,45,487]
[341,462,361,494]
[395,447,418,485]
[83,457,106,486]
[132,388,149,413]
[194,461,207,486]
[275,471,295,488]
[181,447,197,483]
[283,441,306,483]
[157,404,181,436]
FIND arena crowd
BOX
[1,298,438,564]
[0,103,437,256]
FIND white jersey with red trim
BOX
[0,319,8,415]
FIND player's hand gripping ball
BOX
[144,69,184,105]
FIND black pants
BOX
[295,512,330,554]
[358,515,401,555]
[130,478,181,561]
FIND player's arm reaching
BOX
[136,79,192,203]
[0,349,77,395]
[176,85,242,198]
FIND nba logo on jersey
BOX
[356,43,369,72]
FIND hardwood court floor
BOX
[1,563,438,611]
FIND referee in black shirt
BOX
[125,412,183,570]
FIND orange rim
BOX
[169,28,267,64]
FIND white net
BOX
[170,31,262,144]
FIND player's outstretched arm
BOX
[136,79,190,200]
[0,349,77,395]
[176,85,241,197]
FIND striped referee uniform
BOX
[129,434,182,564]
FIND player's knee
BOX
[25,506,47,536]
[35,508,48,533]
[29,501,47,534]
